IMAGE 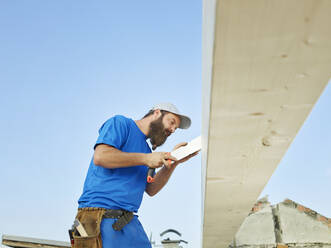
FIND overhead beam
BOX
[202,0,331,247]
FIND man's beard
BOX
[148,116,170,150]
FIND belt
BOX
[103,209,134,231]
[103,209,129,218]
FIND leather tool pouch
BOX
[72,208,105,248]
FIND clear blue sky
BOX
[0,1,329,247]
[0,1,202,246]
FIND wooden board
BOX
[202,0,331,247]
[2,235,70,248]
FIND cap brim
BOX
[178,115,191,129]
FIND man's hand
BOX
[145,142,200,196]
[172,142,188,151]
[173,151,199,166]
[170,142,200,167]
[145,152,177,169]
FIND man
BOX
[74,103,197,248]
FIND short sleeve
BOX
[94,115,129,150]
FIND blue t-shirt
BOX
[78,115,152,212]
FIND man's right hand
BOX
[145,152,177,169]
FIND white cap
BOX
[152,102,191,129]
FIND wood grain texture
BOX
[202,0,331,247]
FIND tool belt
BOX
[69,208,134,248]
[103,209,134,231]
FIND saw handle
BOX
[147,168,155,183]
[147,153,174,183]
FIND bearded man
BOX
[74,103,197,248]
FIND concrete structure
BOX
[202,1,331,247]
[233,197,276,247]
[232,198,331,248]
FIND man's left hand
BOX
[167,142,199,168]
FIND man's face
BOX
[148,112,180,150]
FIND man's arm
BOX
[93,144,176,169]
[145,143,199,196]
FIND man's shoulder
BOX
[98,115,132,133]
[106,115,132,124]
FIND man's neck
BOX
[135,119,150,136]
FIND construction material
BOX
[73,219,88,237]
[202,0,331,247]
[2,234,71,248]
[147,136,201,183]
[171,136,201,160]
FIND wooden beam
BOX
[202,0,331,247]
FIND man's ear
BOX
[153,109,162,120]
